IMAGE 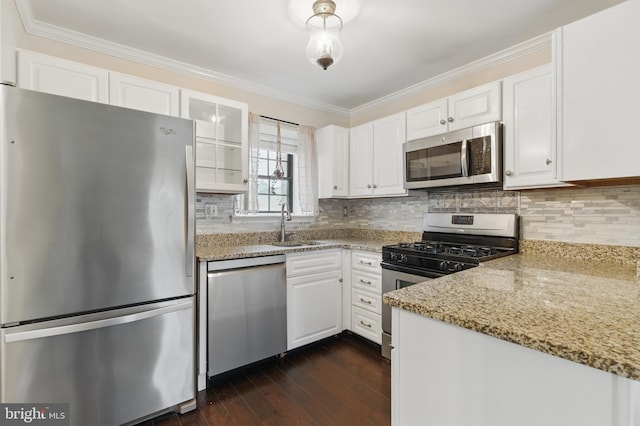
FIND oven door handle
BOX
[380,261,446,279]
[460,139,469,177]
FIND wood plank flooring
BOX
[141,333,390,425]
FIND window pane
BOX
[257,178,270,194]
[269,179,282,195]
[257,195,270,211]
[257,158,268,176]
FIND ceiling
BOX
[15,0,624,112]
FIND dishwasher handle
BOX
[207,254,286,272]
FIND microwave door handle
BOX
[460,139,469,177]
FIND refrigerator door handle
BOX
[185,144,195,278]
[4,300,193,343]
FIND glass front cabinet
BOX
[180,90,248,193]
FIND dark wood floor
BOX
[142,333,391,426]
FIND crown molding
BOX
[349,32,552,119]
[15,0,550,120]
[14,0,351,118]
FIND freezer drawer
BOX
[0,297,195,426]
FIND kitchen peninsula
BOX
[384,249,640,426]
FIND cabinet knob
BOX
[439,119,446,125]
[242,179,248,184]
[447,117,454,123]
[372,184,377,188]
[367,184,372,189]
[545,158,552,165]
[505,170,513,177]
[333,185,338,190]
[338,278,343,283]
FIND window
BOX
[257,151,293,213]
[235,113,318,216]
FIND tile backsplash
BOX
[196,185,640,248]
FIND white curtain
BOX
[233,112,260,213]
[296,125,318,215]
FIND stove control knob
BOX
[399,254,408,263]
[390,253,398,261]
[452,263,463,272]
[439,261,448,270]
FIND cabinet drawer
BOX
[351,306,381,344]
[351,251,381,273]
[352,269,381,293]
[352,288,381,315]
[286,249,342,277]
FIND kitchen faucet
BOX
[280,203,292,243]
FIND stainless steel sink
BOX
[269,240,323,247]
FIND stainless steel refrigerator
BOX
[0,85,196,425]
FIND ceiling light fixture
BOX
[306,0,343,70]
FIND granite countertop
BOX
[383,254,640,381]
[196,238,400,261]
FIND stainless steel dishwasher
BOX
[207,255,287,377]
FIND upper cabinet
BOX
[317,125,349,198]
[109,72,179,116]
[349,112,407,198]
[180,89,248,193]
[17,50,109,103]
[556,1,640,182]
[502,64,570,190]
[406,81,501,140]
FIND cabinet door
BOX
[503,65,570,190]
[109,72,179,116]
[349,122,374,197]
[317,125,349,198]
[180,89,248,193]
[448,81,501,131]
[17,50,108,103]
[406,98,448,140]
[287,270,342,350]
[372,112,407,197]
[557,1,640,181]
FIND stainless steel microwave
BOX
[403,122,502,190]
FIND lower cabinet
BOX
[286,249,343,350]
[392,308,640,426]
[350,250,382,344]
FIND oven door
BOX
[381,262,444,359]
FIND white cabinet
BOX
[556,1,640,182]
[109,72,179,116]
[17,50,109,103]
[350,251,382,344]
[180,89,248,193]
[317,125,349,198]
[502,64,571,190]
[349,112,407,198]
[406,81,501,140]
[392,308,640,426]
[286,249,342,350]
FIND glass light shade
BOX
[306,13,343,70]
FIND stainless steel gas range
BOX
[380,212,519,359]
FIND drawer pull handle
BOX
[359,298,372,305]
[359,279,372,285]
[359,260,373,266]
[360,320,372,328]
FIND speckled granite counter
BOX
[197,238,395,261]
[196,229,421,261]
[384,254,640,381]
